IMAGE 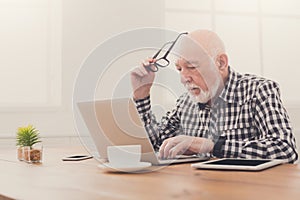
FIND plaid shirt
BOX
[135,67,298,163]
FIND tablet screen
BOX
[207,159,270,166]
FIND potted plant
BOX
[16,125,43,163]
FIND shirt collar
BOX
[218,66,239,104]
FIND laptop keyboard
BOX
[155,152,199,160]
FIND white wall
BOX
[0,0,164,138]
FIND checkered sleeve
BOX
[221,81,298,163]
[134,96,183,151]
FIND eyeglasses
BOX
[146,32,188,72]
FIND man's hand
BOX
[159,135,214,159]
[131,58,156,100]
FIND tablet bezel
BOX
[191,158,284,171]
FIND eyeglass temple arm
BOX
[164,32,188,56]
[152,41,173,59]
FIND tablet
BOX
[62,155,93,161]
[191,158,284,171]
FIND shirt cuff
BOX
[134,95,151,114]
[212,136,226,157]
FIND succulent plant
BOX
[16,125,41,149]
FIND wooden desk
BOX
[0,145,300,200]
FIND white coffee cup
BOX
[107,145,141,167]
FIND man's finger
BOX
[159,139,169,159]
[132,66,149,77]
[168,141,188,158]
[163,139,178,159]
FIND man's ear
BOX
[217,54,228,70]
[216,54,229,80]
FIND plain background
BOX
[0,0,299,152]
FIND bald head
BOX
[188,30,226,60]
[175,29,229,100]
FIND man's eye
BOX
[187,65,197,70]
[175,64,182,71]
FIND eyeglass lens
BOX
[147,32,188,72]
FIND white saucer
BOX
[98,162,152,173]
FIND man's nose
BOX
[180,70,192,83]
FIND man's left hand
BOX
[159,135,214,159]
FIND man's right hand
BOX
[130,58,156,100]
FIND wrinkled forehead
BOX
[173,35,214,67]
[175,58,200,67]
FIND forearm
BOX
[134,96,183,150]
[134,96,160,148]
[213,136,298,163]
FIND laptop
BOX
[77,98,209,165]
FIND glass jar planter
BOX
[17,144,43,163]
[17,146,24,161]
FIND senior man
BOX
[130,29,298,163]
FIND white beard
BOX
[188,87,210,103]
[185,80,220,104]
